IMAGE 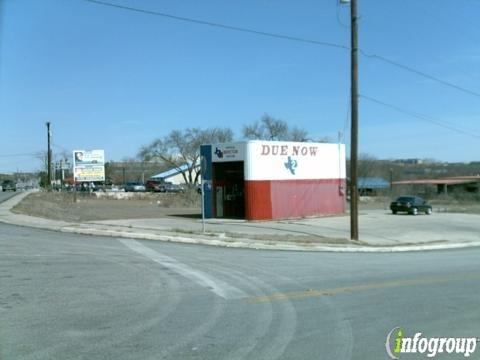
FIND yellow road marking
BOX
[247,273,480,304]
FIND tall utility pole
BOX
[350,0,359,240]
[46,122,52,190]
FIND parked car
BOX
[158,182,184,193]
[145,179,165,192]
[1,180,16,192]
[390,196,432,215]
[124,182,146,192]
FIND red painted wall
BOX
[244,181,272,220]
[244,179,346,220]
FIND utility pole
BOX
[46,122,52,190]
[349,0,359,240]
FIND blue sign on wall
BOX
[200,145,213,218]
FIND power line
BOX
[359,51,480,99]
[0,152,42,158]
[342,100,351,142]
[83,0,349,50]
[360,94,480,139]
[52,142,72,154]
[82,0,480,100]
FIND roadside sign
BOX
[73,149,105,182]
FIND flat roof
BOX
[358,177,390,189]
[392,176,480,186]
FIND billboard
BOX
[73,149,105,182]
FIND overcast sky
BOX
[1,0,479,172]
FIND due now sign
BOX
[260,144,319,157]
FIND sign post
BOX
[200,155,206,233]
[73,179,77,203]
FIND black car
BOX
[390,196,432,215]
[1,180,16,192]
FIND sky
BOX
[1,0,479,173]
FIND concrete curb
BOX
[55,226,480,253]
[1,191,480,253]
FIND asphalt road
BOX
[1,223,479,360]
[0,191,18,204]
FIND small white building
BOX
[151,164,200,185]
[200,140,346,220]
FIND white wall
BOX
[245,141,346,181]
[166,172,187,185]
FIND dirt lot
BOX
[12,191,202,222]
[12,192,480,224]
[357,196,480,214]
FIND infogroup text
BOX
[386,327,478,358]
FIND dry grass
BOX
[12,191,201,222]
[12,191,480,224]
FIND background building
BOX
[151,164,200,185]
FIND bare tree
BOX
[36,151,49,173]
[316,136,333,143]
[138,127,233,186]
[289,127,309,142]
[358,153,380,179]
[243,121,264,140]
[262,115,288,140]
[243,114,310,141]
